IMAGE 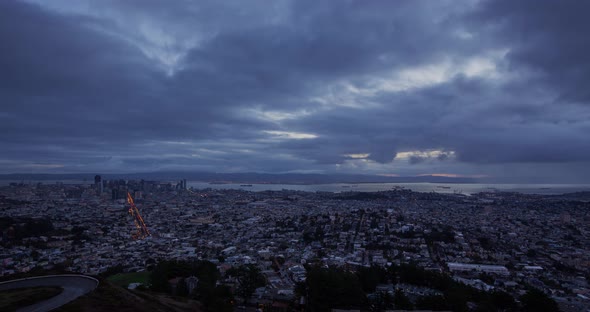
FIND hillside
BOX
[56,280,202,312]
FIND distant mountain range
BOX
[0,171,480,184]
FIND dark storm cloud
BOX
[1,0,590,181]
[0,1,272,166]
[277,72,590,169]
[472,0,590,102]
[173,0,471,113]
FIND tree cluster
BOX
[0,217,54,247]
[301,263,559,312]
[149,260,233,312]
[226,264,266,303]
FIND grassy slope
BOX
[106,272,150,287]
[55,280,202,312]
[0,286,63,311]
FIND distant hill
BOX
[0,171,478,184]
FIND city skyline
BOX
[2,0,590,182]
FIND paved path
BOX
[0,274,99,312]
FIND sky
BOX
[1,0,590,182]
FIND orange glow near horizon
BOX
[377,173,400,177]
[418,173,489,178]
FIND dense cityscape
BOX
[4,0,590,310]
[1,178,588,311]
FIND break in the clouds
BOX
[1,0,590,182]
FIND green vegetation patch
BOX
[107,272,150,287]
[59,279,204,312]
[0,286,63,311]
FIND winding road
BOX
[0,274,99,312]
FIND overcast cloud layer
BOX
[1,0,590,182]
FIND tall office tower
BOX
[94,175,102,195]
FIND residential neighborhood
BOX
[1,181,589,311]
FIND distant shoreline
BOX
[2,179,590,186]
[2,179,590,195]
